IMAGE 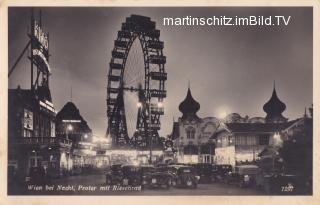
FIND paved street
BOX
[12,174,264,195]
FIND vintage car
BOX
[105,164,124,185]
[121,165,143,186]
[189,163,214,183]
[211,164,232,182]
[141,165,156,173]
[70,165,82,176]
[106,164,145,186]
[225,165,259,188]
[167,165,200,189]
[25,167,50,185]
[142,167,174,189]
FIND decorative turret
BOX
[263,83,287,123]
[179,86,200,120]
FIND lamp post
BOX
[148,103,152,165]
[83,133,88,141]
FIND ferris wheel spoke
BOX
[125,73,144,87]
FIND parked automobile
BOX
[25,167,49,185]
[70,165,82,176]
[167,165,199,189]
[121,165,143,186]
[82,164,94,175]
[211,164,232,182]
[143,167,174,189]
[189,163,213,183]
[105,164,124,185]
[141,165,156,174]
[225,165,259,188]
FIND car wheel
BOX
[211,177,216,183]
[177,179,182,186]
[106,177,111,185]
[166,178,172,189]
[132,180,140,186]
[264,183,271,194]
[172,180,177,187]
[186,179,193,188]
[193,182,198,189]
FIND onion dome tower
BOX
[179,86,200,120]
[263,82,287,123]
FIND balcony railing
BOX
[11,137,72,146]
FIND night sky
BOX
[8,7,313,138]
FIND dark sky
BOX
[8,7,313,138]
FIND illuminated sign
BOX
[32,20,50,73]
[32,49,51,73]
[24,109,33,130]
[34,22,49,50]
[62,120,81,123]
[39,100,56,113]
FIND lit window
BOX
[186,127,195,139]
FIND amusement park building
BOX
[8,86,72,180]
[171,87,219,164]
[55,101,95,174]
[171,85,308,166]
[213,86,301,166]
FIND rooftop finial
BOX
[188,80,190,89]
[273,80,276,91]
[263,81,287,123]
[70,86,73,102]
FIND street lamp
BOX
[66,124,73,140]
[105,136,111,144]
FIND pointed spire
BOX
[273,80,276,90]
[70,86,73,102]
[179,84,200,120]
[272,80,277,96]
[263,82,287,123]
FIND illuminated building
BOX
[170,84,308,166]
[8,87,73,180]
[7,11,72,181]
[213,85,298,166]
[55,102,95,173]
[171,87,219,163]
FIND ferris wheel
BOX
[107,15,167,149]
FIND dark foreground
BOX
[8,173,264,195]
